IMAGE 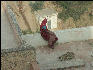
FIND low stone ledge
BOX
[22,26,93,48]
[1,43,35,54]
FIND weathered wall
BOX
[55,26,93,43]
[51,14,57,29]
[22,26,93,48]
[35,12,58,29]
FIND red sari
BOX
[40,18,58,49]
[40,18,49,41]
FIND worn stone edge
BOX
[40,59,85,69]
[1,45,36,54]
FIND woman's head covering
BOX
[41,18,47,26]
[40,18,48,31]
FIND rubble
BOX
[58,52,75,61]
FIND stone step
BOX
[39,59,85,70]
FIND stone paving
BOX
[36,40,93,70]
